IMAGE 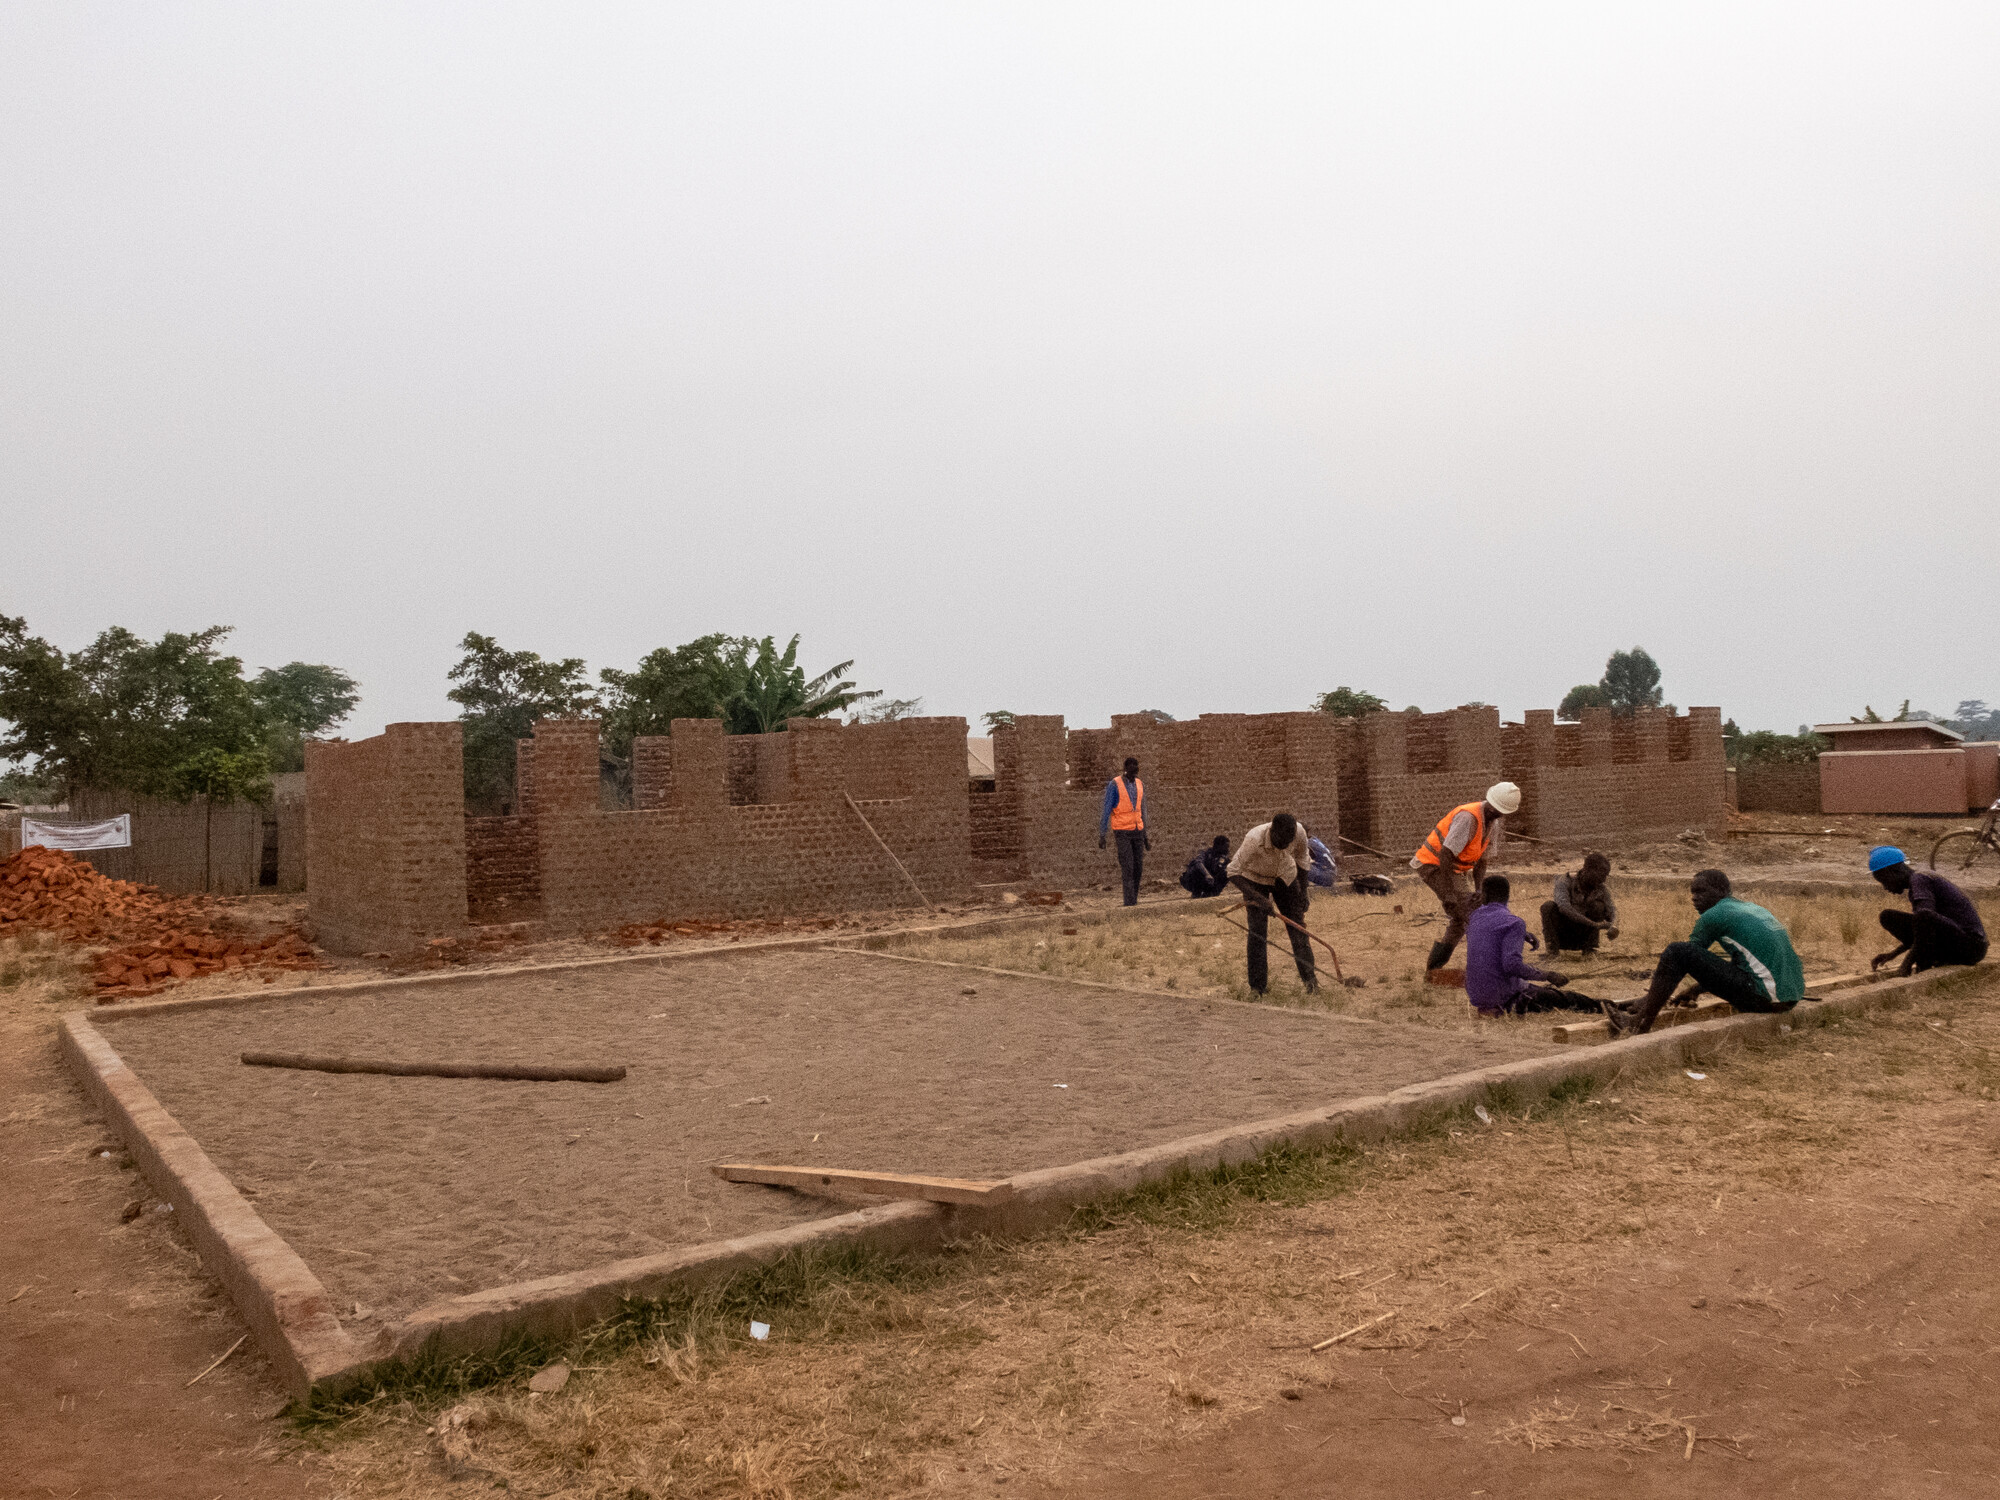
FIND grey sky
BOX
[5,3,1997,743]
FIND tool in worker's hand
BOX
[1219,900,1345,983]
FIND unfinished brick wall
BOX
[986,712,1342,887]
[1736,761,1822,814]
[1501,707,1727,839]
[305,723,468,954]
[1336,708,1503,856]
[520,715,973,932]
[465,736,542,922]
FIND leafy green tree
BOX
[598,634,752,763]
[1953,700,2000,742]
[1601,648,1664,715]
[1557,683,1611,721]
[250,662,360,773]
[1311,686,1388,719]
[0,617,265,796]
[447,633,599,809]
[981,710,1017,732]
[165,746,273,891]
[722,635,879,735]
[1728,729,1829,766]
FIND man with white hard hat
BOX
[1410,781,1521,973]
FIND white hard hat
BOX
[1486,781,1522,815]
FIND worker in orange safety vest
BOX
[1410,781,1521,971]
[1098,756,1151,906]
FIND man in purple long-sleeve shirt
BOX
[1868,846,1989,974]
[1464,875,1604,1017]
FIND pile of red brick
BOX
[90,929,321,997]
[0,845,321,1000]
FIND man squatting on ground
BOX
[1180,835,1231,898]
[1542,851,1618,956]
[1867,845,1989,975]
[1226,812,1318,995]
[1411,781,1521,972]
[1097,757,1150,907]
[1464,874,1604,1018]
[1606,869,1804,1037]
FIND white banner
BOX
[21,814,132,852]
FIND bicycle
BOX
[1929,798,2000,874]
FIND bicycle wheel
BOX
[1928,828,1993,874]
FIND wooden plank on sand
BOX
[1552,997,1733,1046]
[712,1163,1015,1205]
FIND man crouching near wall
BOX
[1226,812,1319,996]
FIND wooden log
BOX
[712,1163,1015,1205]
[241,1052,625,1083]
[1552,997,1730,1045]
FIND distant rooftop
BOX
[1813,720,1963,743]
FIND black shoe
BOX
[1424,940,1454,971]
[1302,980,1321,995]
[1601,1001,1636,1038]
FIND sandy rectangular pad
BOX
[105,949,1560,1324]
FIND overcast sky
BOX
[5,3,1997,744]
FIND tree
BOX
[1601,648,1664,715]
[598,634,752,763]
[1557,683,1611,721]
[853,697,925,723]
[1953,700,2000,742]
[0,617,265,797]
[1311,686,1388,719]
[722,635,879,735]
[1728,729,1829,766]
[164,746,272,892]
[981,710,1017,733]
[447,633,600,809]
[1134,708,1176,723]
[250,662,359,773]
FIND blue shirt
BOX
[1464,901,1550,1013]
[1306,837,1337,888]
[1098,776,1147,837]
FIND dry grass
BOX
[876,880,2000,1034]
[298,967,2000,1498]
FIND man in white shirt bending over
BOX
[1226,812,1319,996]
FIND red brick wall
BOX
[1821,750,1968,815]
[525,715,975,931]
[1500,706,1726,840]
[305,723,468,954]
[1346,708,1502,855]
[465,814,541,922]
[1736,761,1822,814]
[989,712,1342,887]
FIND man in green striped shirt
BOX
[1607,869,1804,1036]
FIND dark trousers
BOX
[1244,874,1315,992]
[1501,984,1604,1016]
[1540,901,1602,954]
[1632,941,1791,1032]
[1181,867,1227,899]
[1880,908,1988,971]
[1114,830,1147,906]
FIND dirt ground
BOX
[0,935,318,1499]
[8,818,2000,1498]
[102,947,1557,1324]
[893,873,2000,1030]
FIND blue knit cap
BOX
[1867,845,1908,874]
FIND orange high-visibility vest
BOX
[1413,800,1492,869]
[1109,777,1146,831]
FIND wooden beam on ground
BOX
[1552,997,1732,1046]
[712,1163,1015,1206]
[241,1052,626,1083]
